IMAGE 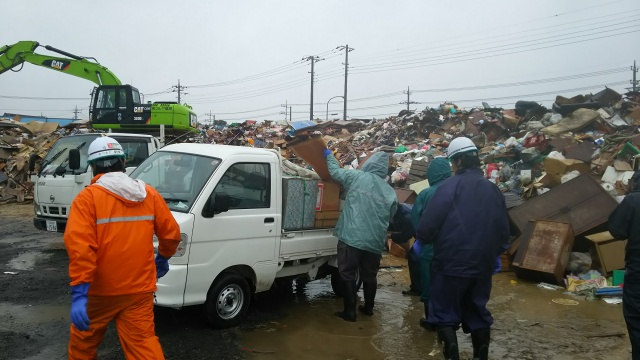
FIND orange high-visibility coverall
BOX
[64,172,180,360]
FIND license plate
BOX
[46,220,57,232]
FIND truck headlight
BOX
[153,233,188,258]
[34,201,41,216]
[174,234,188,257]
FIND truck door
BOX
[185,156,279,304]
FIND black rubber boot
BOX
[471,327,490,360]
[335,281,357,322]
[437,327,459,360]
[358,281,376,316]
[419,302,431,330]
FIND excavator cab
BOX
[90,85,150,129]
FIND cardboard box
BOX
[543,157,590,186]
[387,239,407,259]
[286,134,332,180]
[315,218,338,228]
[317,181,340,211]
[585,231,627,275]
[315,211,340,220]
[395,188,417,204]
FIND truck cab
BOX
[32,133,160,233]
[129,143,340,328]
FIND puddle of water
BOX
[0,302,68,327]
[7,251,53,270]
[239,257,629,360]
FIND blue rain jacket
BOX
[327,152,398,254]
[411,157,452,233]
[416,168,510,278]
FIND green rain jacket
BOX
[410,157,452,234]
[326,152,398,254]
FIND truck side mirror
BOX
[29,153,38,172]
[202,192,229,218]
[214,193,230,214]
[69,149,81,171]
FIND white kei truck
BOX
[30,133,161,233]
[128,143,341,328]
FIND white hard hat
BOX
[447,137,478,159]
[87,136,125,164]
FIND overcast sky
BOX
[2,0,639,123]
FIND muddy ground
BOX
[0,203,633,360]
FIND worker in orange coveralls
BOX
[64,136,181,359]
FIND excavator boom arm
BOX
[0,40,121,85]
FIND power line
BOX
[353,23,640,73]
[351,29,640,75]
[0,95,89,100]
[187,28,637,106]
[415,81,628,104]
[355,5,636,64]
[412,68,628,93]
[187,47,339,89]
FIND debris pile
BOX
[0,118,67,203]
[258,87,638,300]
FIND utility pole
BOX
[205,110,215,125]
[337,45,354,120]
[400,86,420,111]
[303,55,323,121]
[172,79,188,104]
[280,101,289,122]
[289,106,292,122]
[632,60,639,92]
[73,106,80,120]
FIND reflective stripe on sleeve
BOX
[96,215,155,225]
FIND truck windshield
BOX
[40,135,151,176]
[40,135,99,176]
[130,151,221,213]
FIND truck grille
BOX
[43,206,67,217]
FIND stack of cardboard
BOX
[314,181,341,228]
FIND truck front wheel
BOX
[204,273,251,328]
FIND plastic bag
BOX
[566,252,592,275]
[547,150,565,160]
[561,170,581,183]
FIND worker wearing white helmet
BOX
[65,136,180,359]
[86,136,127,172]
[416,136,510,360]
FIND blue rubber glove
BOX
[493,255,502,275]
[155,253,170,279]
[412,239,422,254]
[323,148,333,158]
[70,283,90,331]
